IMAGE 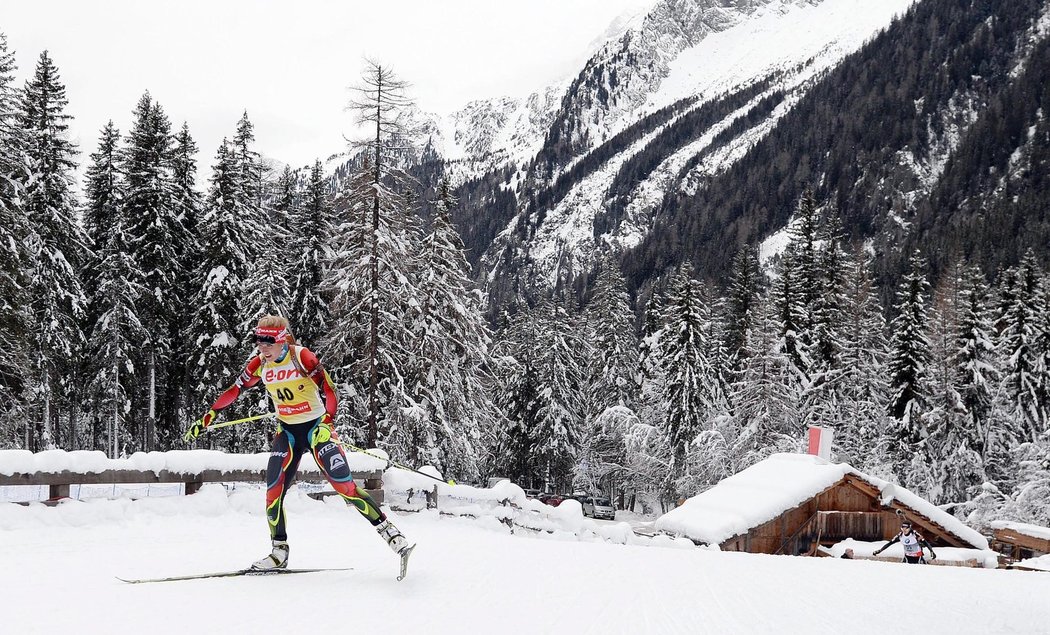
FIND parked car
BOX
[538,492,565,506]
[581,495,616,520]
[524,489,541,500]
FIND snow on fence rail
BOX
[0,449,385,503]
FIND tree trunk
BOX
[111,357,120,459]
[148,351,156,451]
[367,74,383,449]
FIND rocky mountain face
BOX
[621,0,1050,292]
[410,0,1050,315]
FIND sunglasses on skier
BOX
[252,334,280,345]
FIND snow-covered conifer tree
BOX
[492,308,542,486]
[531,298,586,491]
[656,265,727,498]
[633,289,671,491]
[234,113,288,325]
[121,93,189,449]
[954,267,997,455]
[915,268,968,502]
[887,251,932,476]
[82,121,122,302]
[326,61,422,447]
[730,293,802,468]
[723,245,762,371]
[787,188,820,336]
[164,121,204,439]
[808,214,848,370]
[770,250,810,379]
[582,257,639,417]
[188,141,255,451]
[1001,439,1050,526]
[19,50,86,450]
[923,265,996,503]
[799,215,851,440]
[393,180,495,480]
[86,200,146,458]
[290,160,329,346]
[999,251,1048,442]
[272,164,302,311]
[834,251,891,473]
[82,121,123,448]
[0,33,30,443]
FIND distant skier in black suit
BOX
[873,520,937,564]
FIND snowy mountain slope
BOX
[4,489,1050,634]
[430,0,910,180]
[615,0,1050,287]
[468,0,915,290]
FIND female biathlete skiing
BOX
[184,315,411,571]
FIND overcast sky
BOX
[2,0,652,177]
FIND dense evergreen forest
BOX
[1,0,1048,531]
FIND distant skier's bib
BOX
[260,348,325,424]
[901,532,923,557]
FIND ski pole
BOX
[206,412,277,430]
[334,439,455,485]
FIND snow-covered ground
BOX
[3,485,1049,634]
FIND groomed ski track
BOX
[3,488,1049,634]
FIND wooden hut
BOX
[655,453,988,556]
[990,521,1050,564]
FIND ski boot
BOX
[251,540,290,570]
[375,519,409,555]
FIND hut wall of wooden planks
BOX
[717,476,973,556]
[991,526,1050,562]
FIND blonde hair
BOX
[257,315,297,345]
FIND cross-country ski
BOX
[117,567,354,585]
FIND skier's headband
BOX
[252,326,288,345]
[901,522,912,529]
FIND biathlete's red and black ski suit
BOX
[205,342,386,541]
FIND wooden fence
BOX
[0,468,384,504]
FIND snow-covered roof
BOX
[654,453,988,549]
[991,520,1050,542]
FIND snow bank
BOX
[654,453,988,549]
[383,467,691,549]
[820,538,1000,568]
[1015,554,1050,572]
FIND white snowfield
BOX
[3,484,1049,634]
